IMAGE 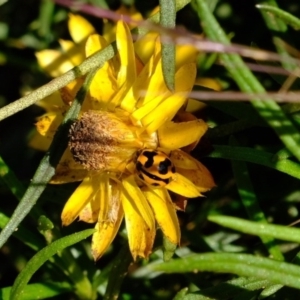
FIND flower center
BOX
[69,110,157,172]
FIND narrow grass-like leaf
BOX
[208,145,300,180]
[104,244,133,300]
[0,69,98,249]
[207,119,261,139]
[10,229,94,300]
[230,137,283,260]
[255,0,296,74]
[256,4,300,30]
[1,282,72,300]
[208,215,300,243]
[0,213,44,251]
[173,287,188,300]
[207,102,262,121]
[179,277,271,300]
[135,0,191,36]
[38,0,55,43]
[0,155,25,201]
[154,253,300,289]
[163,235,177,261]
[259,284,284,298]
[159,0,176,91]
[195,0,300,162]
[0,154,45,220]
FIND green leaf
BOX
[0,212,44,251]
[229,137,284,261]
[208,215,300,244]
[0,155,25,201]
[154,252,300,289]
[10,229,95,300]
[208,145,300,180]
[159,0,176,91]
[176,277,271,300]
[256,4,300,30]
[1,282,72,300]
[163,234,177,261]
[104,244,133,300]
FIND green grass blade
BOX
[159,0,176,91]
[0,212,44,251]
[208,215,300,244]
[178,277,271,300]
[0,155,25,201]
[195,0,300,162]
[256,4,300,30]
[208,145,300,180]
[104,244,133,300]
[255,0,293,72]
[230,137,283,260]
[1,282,72,300]
[10,229,95,300]
[154,253,300,289]
[37,0,55,44]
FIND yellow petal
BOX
[108,22,137,110]
[158,119,208,150]
[141,94,183,134]
[91,208,124,261]
[85,33,108,56]
[36,50,73,77]
[51,149,88,184]
[97,175,120,223]
[121,188,155,259]
[186,99,207,113]
[120,55,158,113]
[68,14,95,43]
[195,77,222,91]
[134,32,158,65]
[170,149,199,169]
[140,57,164,106]
[116,4,143,25]
[177,167,215,194]
[121,175,155,231]
[144,188,180,244]
[120,42,161,113]
[59,39,85,66]
[28,131,51,151]
[141,63,197,133]
[79,194,100,223]
[35,112,63,138]
[116,21,136,88]
[61,175,102,226]
[36,91,65,111]
[167,172,201,197]
[85,34,118,107]
[130,92,168,123]
[60,78,85,106]
[176,44,198,69]
[170,151,216,194]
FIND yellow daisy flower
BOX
[34,15,215,260]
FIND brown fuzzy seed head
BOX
[69,111,113,170]
[68,110,142,171]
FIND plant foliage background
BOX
[2,0,300,299]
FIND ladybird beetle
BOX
[135,149,176,187]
